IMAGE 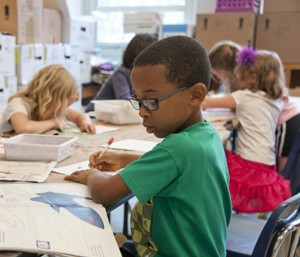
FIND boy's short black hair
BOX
[133,36,211,89]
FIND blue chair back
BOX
[252,193,300,257]
[281,129,300,195]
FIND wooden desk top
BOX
[45,121,161,183]
[0,119,230,184]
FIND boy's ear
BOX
[189,83,207,105]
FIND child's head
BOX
[129,35,211,138]
[11,64,78,120]
[122,33,158,70]
[209,40,241,92]
[235,47,284,99]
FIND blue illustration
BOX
[31,192,104,229]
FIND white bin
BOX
[92,100,142,125]
[3,134,78,162]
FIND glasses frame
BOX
[129,86,187,111]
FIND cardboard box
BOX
[69,17,97,50]
[0,0,43,44]
[263,0,300,12]
[0,1,18,37]
[256,12,300,63]
[3,134,78,162]
[44,44,54,65]
[124,12,162,35]
[16,45,35,85]
[0,34,16,76]
[0,75,17,113]
[195,13,256,53]
[16,44,45,86]
[78,51,92,84]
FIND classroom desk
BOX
[0,118,231,257]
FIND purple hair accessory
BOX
[237,46,257,69]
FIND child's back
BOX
[232,89,281,165]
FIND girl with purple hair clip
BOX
[203,46,291,214]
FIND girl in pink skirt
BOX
[203,46,291,213]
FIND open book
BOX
[0,182,122,257]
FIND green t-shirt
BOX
[120,121,231,257]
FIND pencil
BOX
[99,137,114,157]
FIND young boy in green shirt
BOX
[66,36,231,257]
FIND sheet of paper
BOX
[107,139,158,153]
[0,161,57,182]
[53,161,120,176]
[0,183,122,257]
[63,125,119,134]
[53,160,90,175]
[202,108,236,122]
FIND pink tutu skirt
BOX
[226,150,291,213]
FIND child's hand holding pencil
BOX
[89,137,122,171]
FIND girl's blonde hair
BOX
[10,64,78,120]
[235,49,284,99]
[208,40,242,92]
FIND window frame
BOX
[82,0,197,63]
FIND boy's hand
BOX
[89,152,123,171]
[64,169,98,184]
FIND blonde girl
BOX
[1,64,95,134]
[203,47,291,213]
[208,40,241,93]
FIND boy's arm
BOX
[10,112,59,134]
[65,108,96,134]
[65,170,131,205]
[202,95,236,109]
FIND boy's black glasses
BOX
[129,86,187,111]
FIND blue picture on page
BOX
[31,192,104,229]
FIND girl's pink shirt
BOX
[278,96,300,125]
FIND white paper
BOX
[107,139,158,153]
[63,125,119,134]
[0,183,122,257]
[53,160,90,175]
[202,108,236,122]
[0,161,57,182]
[53,161,119,176]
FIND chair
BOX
[281,129,300,196]
[226,192,300,257]
[106,193,134,238]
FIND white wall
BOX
[66,0,85,17]
[196,0,217,14]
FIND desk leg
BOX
[123,202,130,238]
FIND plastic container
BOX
[92,100,142,125]
[215,0,262,13]
[3,134,78,162]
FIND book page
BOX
[0,183,121,257]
